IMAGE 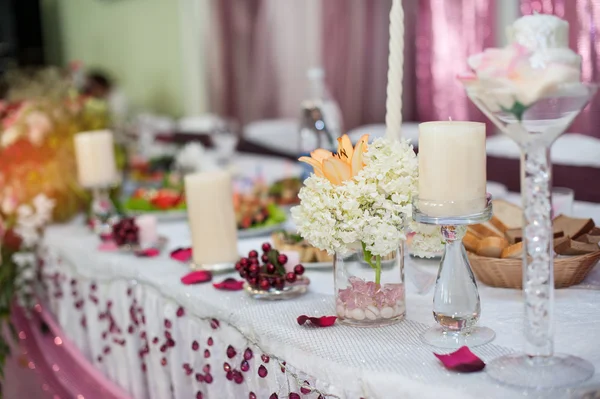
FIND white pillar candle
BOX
[280,250,300,274]
[184,171,239,265]
[74,130,118,188]
[418,121,486,217]
[135,215,158,248]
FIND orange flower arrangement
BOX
[299,134,369,185]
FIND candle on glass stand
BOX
[74,130,118,188]
[184,170,239,269]
[418,121,486,216]
[74,130,119,236]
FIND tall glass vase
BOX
[465,83,598,388]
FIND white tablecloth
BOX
[38,157,600,399]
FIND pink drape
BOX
[416,0,496,125]
[520,0,600,137]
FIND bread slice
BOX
[504,226,564,244]
[469,222,503,238]
[552,215,595,239]
[490,200,523,233]
[553,236,571,254]
[463,231,481,253]
[587,227,600,244]
[501,242,523,259]
[476,236,509,258]
[555,239,599,255]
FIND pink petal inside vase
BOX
[171,247,192,262]
[181,271,213,285]
[213,278,244,291]
[297,315,337,327]
[434,346,485,372]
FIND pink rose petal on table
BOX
[297,315,337,327]
[213,278,244,291]
[181,271,213,285]
[98,241,119,252]
[171,247,192,262]
[434,346,485,373]
[135,248,160,257]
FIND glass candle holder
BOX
[88,186,119,238]
[413,196,495,348]
[464,82,597,388]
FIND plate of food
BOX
[271,231,333,269]
[235,194,287,238]
[268,177,303,207]
[123,187,188,221]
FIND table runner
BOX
[37,215,600,399]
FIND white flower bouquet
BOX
[291,134,443,284]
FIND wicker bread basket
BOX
[468,250,600,289]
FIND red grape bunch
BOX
[236,243,305,291]
[112,218,139,247]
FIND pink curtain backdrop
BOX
[208,0,414,130]
[321,0,418,129]
[520,0,600,137]
[416,0,496,126]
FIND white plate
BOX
[487,181,508,199]
[238,222,287,239]
[125,209,188,222]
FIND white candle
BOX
[74,130,118,188]
[280,250,300,274]
[135,215,158,247]
[184,171,238,265]
[384,0,404,141]
[418,121,486,217]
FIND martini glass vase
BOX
[465,83,598,388]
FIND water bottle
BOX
[298,68,343,179]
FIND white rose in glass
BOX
[458,43,581,113]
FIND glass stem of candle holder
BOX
[520,143,554,358]
[89,187,118,237]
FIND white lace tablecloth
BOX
[38,198,600,399]
[36,154,600,399]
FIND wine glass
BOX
[463,82,598,388]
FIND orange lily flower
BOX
[299,134,369,185]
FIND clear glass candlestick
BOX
[413,196,494,348]
[464,82,597,388]
[89,187,119,237]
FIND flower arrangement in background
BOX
[0,68,109,375]
[458,43,581,120]
[292,134,443,284]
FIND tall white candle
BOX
[384,0,404,141]
[74,130,118,188]
[135,215,158,248]
[418,121,486,217]
[184,171,238,266]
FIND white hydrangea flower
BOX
[292,137,443,257]
[14,194,55,248]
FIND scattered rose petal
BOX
[99,233,113,242]
[434,346,485,372]
[181,271,213,285]
[135,248,160,257]
[213,278,244,291]
[98,241,119,252]
[296,315,337,327]
[171,247,192,262]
